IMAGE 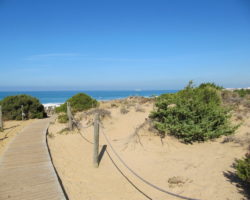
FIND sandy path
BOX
[48,102,249,200]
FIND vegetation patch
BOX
[58,127,70,134]
[168,176,192,188]
[47,132,55,139]
[120,107,129,114]
[58,114,68,123]
[56,93,98,113]
[0,95,47,120]
[86,108,111,119]
[234,89,250,98]
[150,81,237,143]
[235,147,250,184]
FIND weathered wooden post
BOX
[67,102,73,131]
[93,113,100,168]
[21,105,25,121]
[0,105,3,132]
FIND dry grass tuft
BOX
[58,127,70,135]
[48,132,55,139]
[86,108,111,119]
[120,107,129,114]
[222,134,250,146]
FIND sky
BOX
[0,0,249,91]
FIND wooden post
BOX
[0,105,3,132]
[67,102,73,131]
[93,113,99,168]
[21,105,24,121]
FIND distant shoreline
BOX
[0,90,178,104]
[42,95,158,108]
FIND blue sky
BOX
[0,0,249,90]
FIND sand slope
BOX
[48,101,249,200]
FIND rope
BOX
[99,125,200,200]
[71,116,93,129]
[77,128,94,145]
[73,119,155,199]
[69,115,94,144]
[105,149,153,200]
[74,123,94,145]
[68,114,200,200]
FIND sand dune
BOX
[48,100,249,200]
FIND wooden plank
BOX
[0,118,66,200]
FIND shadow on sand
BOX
[0,125,20,141]
[223,170,250,200]
[0,136,8,141]
[3,124,20,131]
[98,145,107,165]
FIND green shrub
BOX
[198,82,223,90]
[0,95,47,120]
[58,114,68,123]
[235,150,250,183]
[56,93,98,113]
[234,89,250,98]
[150,81,237,143]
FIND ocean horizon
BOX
[0,90,178,105]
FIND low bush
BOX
[235,148,250,184]
[0,95,46,120]
[120,107,129,114]
[58,114,68,123]
[111,103,118,108]
[56,93,98,113]
[198,82,223,90]
[221,90,241,105]
[234,89,250,98]
[150,81,237,143]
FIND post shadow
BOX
[3,125,20,131]
[98,145,107,165]
[0,136,8,141]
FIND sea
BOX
[0,90,177,107]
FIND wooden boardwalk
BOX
[0,118,67,200]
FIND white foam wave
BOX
[43,103,63,108]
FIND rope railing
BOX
[72,118,93,129]
[105,149,153,200]
[99,124,200,200]
[71,116,94,145]
[65,106,201,200]
[70,115,154,199]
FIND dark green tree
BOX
[0,95,47,120]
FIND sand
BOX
[48,100,249,200]
[0,119,36,156]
